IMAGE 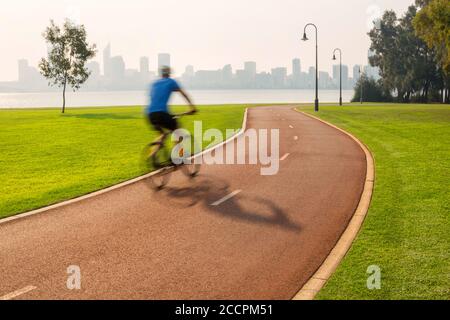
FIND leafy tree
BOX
[413,0,450,102]
[39,20,96,113]
[398,5,441,102]
[368,5,443,103]
[352,75,392,103]
[368,11,407,101]
[414,0,450,73]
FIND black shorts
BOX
[148,112,178,132]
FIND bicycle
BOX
[141,113,201,190]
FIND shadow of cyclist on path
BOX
[157,175,301,233]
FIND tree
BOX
[39,20,96,113]
[368,5,443,103]
[352,75,392,103]
[413,0,450,102]
[368,11,407,101]
[397,5,440,102]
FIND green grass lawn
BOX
[0,105,247,219]
[299,103,450,300]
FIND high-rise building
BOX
[291,58,302,88]
[182,65,195,84]
[242,61,257,88]
[342,65,349,86]
[353,65,361,82]
[364,65,381,80]
[194,70,222,88]
[332,64,349,88]
[103,43,112,77]
[110,56,125,81]
[185,65,194,77]
[18,59,29,83]
[255,72,273,89]
[271,67,287,88]
[333,64,340,82]
[139,57,149,75]
[244,61,257,78]
[366,49,381,80]
[158,53,171,72]
[319,71,331,88]
[222,64,233,82]
[85,61,101,89]
[292,58,301,76]
[86,61,100,78]
[17,59,46,89]
[308,67,316,88]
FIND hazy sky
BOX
[1,0,414,81]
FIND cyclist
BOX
[146,65,196,146]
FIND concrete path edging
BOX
[292,109,375,300]
[0,109,249,226]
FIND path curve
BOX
[0,106,366,300]
[293,110,374,300]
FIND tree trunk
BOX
[62,79,66,113]
[397,90,404,103]
[424,83,429,103]
[406,91,411,103]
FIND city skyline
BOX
[0,0,414,82]
[2,43,380,92]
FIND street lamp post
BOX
[359,66,364,104]
[302,23,319,112]
[332,48,343,106]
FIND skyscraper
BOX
[353,65,361,82]
[271,67,287,88]
[222,64,232,81]
[244,61,257,78]
[333,64,340,83]
[158,53,171,72]
[87,61,100,78]
[308,67,316,88]
[139,57,149,75]
[17,59,45,89]
[366,49,381,80]
[342,65,349,87]
[319,71,331,88]
[184,65,194,77]
[110,56,125,81]
[243,61,256,88]
[292,58,301,76]
[18,59,29,83]
[103,43,112,78]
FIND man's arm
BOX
[176,88,197,114]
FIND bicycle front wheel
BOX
[141,143,172,190]
[178,134,201,178]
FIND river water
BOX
[0,89,354,108]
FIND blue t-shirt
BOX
[146,78,180,114]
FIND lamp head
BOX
[302,32,308,41]
[332,54,336,60]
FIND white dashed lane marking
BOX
[280,153,290,161]
[211,190,242,206]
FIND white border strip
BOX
[0,286,37,300]
[0,108,249,226]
